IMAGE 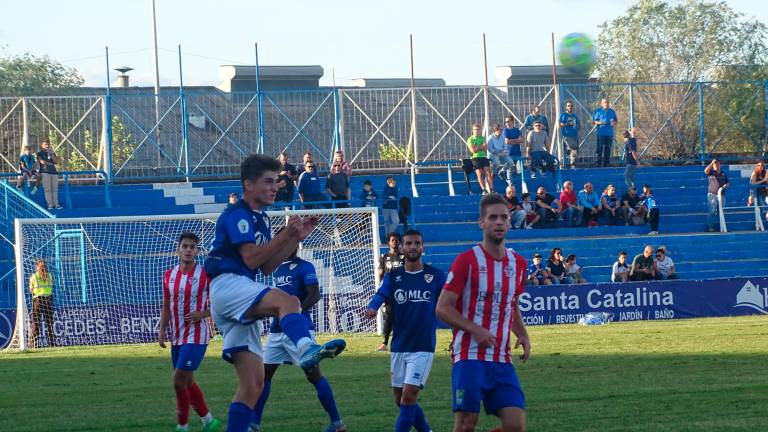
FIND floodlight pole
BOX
[151,0,162,168]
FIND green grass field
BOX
[2,316,768,432]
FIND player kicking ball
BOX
[204,155,346,432]
[364,229,445,432]
[436,194,532,432]
[158,232,222,432]
[249,244,346,432]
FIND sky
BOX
[1,0,766,88]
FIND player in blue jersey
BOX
[204,154,346,432]
[364,229,446,432]
[249,246,346,432]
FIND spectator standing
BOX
[277,152,298,202]
[382,176,400,236]
[546,248,572,284]
[749,161,767,206]
[297,160,327,209]
[620,186,642,225]
[326,163,350,208]
[704,158,729,232]
[520,193,540,229]
[600,184,622,225]
[29,258,56,348]
[359,180,378,207]
[523,105,549,134]
[654,246,677,280]
[466,123,493,194]
[578,182,602,226]
[527,253,551,286]
[559,180,583,227]
[333,150,352,177]
[592,98,618,167]
[641,184,660,235]
[17,145,38,192]
[623,129,640,189]
[611,252,630,282]
[526,121,554,178]
[630,245,656,281]
[504,185,527,229]
[487,124,515,185]
[535,186,561,228]
[565,254,587,284]
[376,232,404,352]
[37,139,62,210]
[503,116,525,174]
[558,100,580,168]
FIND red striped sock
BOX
[175,387,191,426]
[188,382,209,417]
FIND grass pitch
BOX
[2,316,768,431]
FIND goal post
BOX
[7,207,380,351]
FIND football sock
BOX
[227,402,252,432]
[174,387,191,426]
[395,404,417,432]
[188,382,210,417]
[251,379,272,426]
[313,377,341,423]
[279,313,313,352]
[413,404,431,432]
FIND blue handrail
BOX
[59,170,112,209]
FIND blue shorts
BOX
[171,343,208,371]
[452,360,526,415]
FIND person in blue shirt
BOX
[204,154,346,432]
[382,176,399,237]
[523,105,549,135]
[298,160,327,209]
[559,100,581,169]
[503,116,525,174]
[251,248,346,432]
[364,229,445,432]
[640,184,660,235]
[577,182,603,226]
[359,180,378,207]
[527,253,552,286]
[17,145,38,192]
[592,98,618,167]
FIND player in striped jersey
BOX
[436,194,532,432]
[158,232,221,432]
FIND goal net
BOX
[7,207,380,350]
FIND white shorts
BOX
[210,273,272,363]
[264,331,316,366]
[391,351,434,388]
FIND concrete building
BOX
[217,65,324,92]
[495,65,592,86]
[347,78,445,88]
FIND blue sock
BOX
[279,313,312,350]
[251,379,271,426]
[313,377,341,423]
[227,402,253,432]
[412,404,431,432]
[395,404,417,432]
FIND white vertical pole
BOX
[482,34,490,137]
[14,219,29,351]
[409,35,419,164]
[151,0,162,167]
[370,208,383,335]
[21,98,28,151]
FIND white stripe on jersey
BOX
[165,264,211,346]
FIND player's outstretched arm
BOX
[363,274,392,319]
[436,290,496,348]
[511,304,531,362]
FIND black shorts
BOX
[472,157,490,170]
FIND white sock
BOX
[177,425,188,431]
[200,413,212,424]
[296,337,313,354]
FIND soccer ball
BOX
[558,33,596,75]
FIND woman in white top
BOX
[653,247,677,280]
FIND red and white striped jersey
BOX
[162,264,211,346]
[443,245,528,364]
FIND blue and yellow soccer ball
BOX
[558,33,596,75]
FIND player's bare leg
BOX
[228,351,265,431]
[453,411,480,432]
[495,407,526,432]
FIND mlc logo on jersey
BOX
[0,312,12,348]
[394,289,431,304]
[735,280,768,314]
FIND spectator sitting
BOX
[620,186,643,226]
[382,176,399,237]
[527,253,552,286]
[17,145,38,192]
[546,248,572,284]
[578,182,602,226]
[526,121,554,179]
[565,254,588,284]
[654,246,677,280]
[611,251,630,282]
[359,180,378,207]
[503,116,524,174]
[297,160,326,209]
[630,245,656,281]
[749,161,768,206]
[559,180,583,227]
[504,185,527,229]
[520,193,539,229]
[640,184,660,236]
[487,123,515,185]
[333,150,352,177]
[535,186,561,228]
[326,162,350,208]
[600,184,622,225]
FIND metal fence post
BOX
[628,84,635,129]
[21,98,28,151]
[104,47,113,183]
[255,43,266,154]
[697,82,706,164]
[333,88,343,154]
[178,45,190,181]
[763,80,768,159]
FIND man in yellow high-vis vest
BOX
[29,258,56,348]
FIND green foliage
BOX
[0,53,84,96]
[110,115,136,169]
[597,0,768,83]
[48,116,135,172]
[378,142,410,161]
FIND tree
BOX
[596,0,768,83]
[0,53,84,96]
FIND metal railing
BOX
[718,185,766,233]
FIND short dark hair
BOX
[386,175,395,181]
[387,232,402,242]
[229,192,238,199]
[178,231,200,245]
[363,179,372,186]
[241,154,281,184]
[566,254,576,261]
[619,251,627,256]
[402,229,423,242]
[41,139,50,145]
[622,130,631,138]
[522,192,531,200]
[479,193,507,217]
